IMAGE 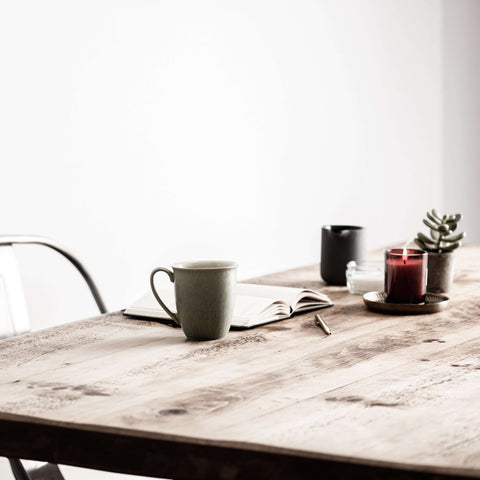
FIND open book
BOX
[124,283,333,329]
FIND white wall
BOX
[443,0,480,243]
[0,0,444,329]
[6,1,480,479]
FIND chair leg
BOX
[8,459,31,480]
[8,459,66,480]
[26,463,66,480]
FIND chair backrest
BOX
[0,235,106,340]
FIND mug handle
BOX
[150,267,180,326]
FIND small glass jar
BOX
[346,261,384,294]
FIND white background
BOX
[0,0,479,477]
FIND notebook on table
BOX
[124,283,333,329]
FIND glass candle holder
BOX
[346,261,384,294]
[385,249,427,303]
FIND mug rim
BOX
[173,260,238,270]
[322,225,364,231]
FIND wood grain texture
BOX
[1,246,480,479]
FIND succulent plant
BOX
[414,209,466,253]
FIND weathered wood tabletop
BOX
[1,247,480,479]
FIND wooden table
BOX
[1,247,480,480]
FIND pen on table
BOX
[315,314,332,336]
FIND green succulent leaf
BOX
[436,224,450,234]
[431,209,442,221]
[445,214,462,231]
[420,210,464,252]
[445,214,461,223]
[417,232,436,246]
[424,219,441,231]
[442,232,466,243]
[440,241,461,252]
[426,211,441,225]
[414,238,430,251]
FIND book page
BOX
[232,296,289,327]
[292,289,333,311]
[237,283,302,306]
[126,290,174,319]
[125,283,331,329]
[124,289,283,328]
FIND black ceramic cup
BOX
[321,225,366,285]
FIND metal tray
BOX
[363,291,449,315]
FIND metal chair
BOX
[0,235,105,480]
[0,235,160,480]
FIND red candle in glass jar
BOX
[385,249,427,303]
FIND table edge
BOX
[1,412,479,479]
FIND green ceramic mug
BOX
[150,261,237,340]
